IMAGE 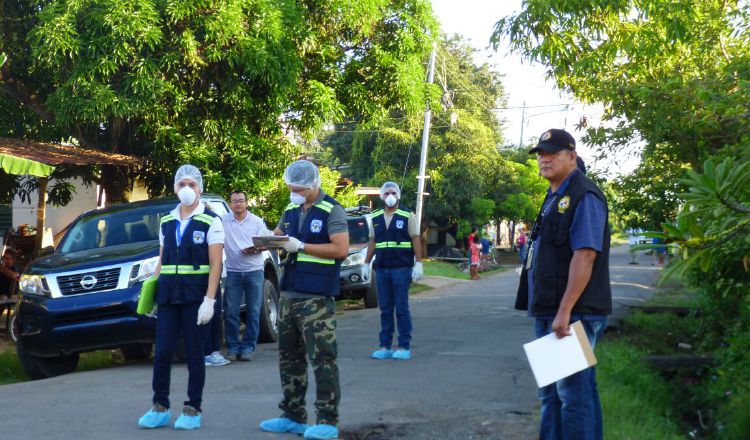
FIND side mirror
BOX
[39,246,54,257]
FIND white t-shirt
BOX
[159,202,224,247]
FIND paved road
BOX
[1,245,659,440]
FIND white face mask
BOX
[177,186,197,206]
[384,194,398,208]
[290,192,306,205]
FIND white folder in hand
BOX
[523,320,598,388]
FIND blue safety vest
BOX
[157,208,218,304]
[372,207,415,268]
[281,194,342,296]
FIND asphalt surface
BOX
[1,244,660,440]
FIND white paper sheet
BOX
[522,321,598,388]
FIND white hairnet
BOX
[174,164,204,192]
[283,160,320,189]
[380,181,401,199]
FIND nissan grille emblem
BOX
[80,275,98,290]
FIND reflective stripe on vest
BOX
[297,252,335,265]
[375,241,412,249]
[160,264,210,275]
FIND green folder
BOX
[137,277,158,315]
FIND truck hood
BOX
[28,241,160,274]
[349,243,368,253]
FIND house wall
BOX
[10,178,152,248]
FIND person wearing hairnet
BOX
[365,182,423,360]
[259,160,348,440]
[138,165,224,430]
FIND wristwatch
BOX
[299,242,305,252]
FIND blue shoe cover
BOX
[304,424,339,439]
[138,408,171,429]
[392,348,411,359]
[174,413,201,430]
[371,348,393,359]
[260,417,308,434]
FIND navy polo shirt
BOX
[527,169,607,321]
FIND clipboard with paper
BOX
[522,321,598,388]
[136,277,158,315]
[251,235,289,249]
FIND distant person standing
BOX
[469,234,480,280]
[222,190,273,362]
[626,228,641,265]
[517,229,527,263]
[365,182,423,360]
[516,129,612,440]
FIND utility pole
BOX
[415,42,437,231]
[518,100,526,148]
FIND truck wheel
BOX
[258,278,279,343]
[16,342,79,379]
[120,343,152,361]
[9,313,19,344]
[364,271,378,309]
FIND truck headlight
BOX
[129,256,161,285]
[342,248,367,267]
[19,274,50,296]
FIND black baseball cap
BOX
[529,128,576,154]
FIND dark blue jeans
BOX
[224,270,264,355]
[375,266,412,350]
[534,318,606,440]
[152,302,210,411]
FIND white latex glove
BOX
[362,263,371,281]
[145,305,158,318]
[196,296,216,325]
[282,236,303,253]
[412,261,424,282]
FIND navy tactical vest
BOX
[372,207,415,268]
[515,170,612,316]
[281,194,342,296]
[157,207,218,304]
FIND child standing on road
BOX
[469,235,480,280]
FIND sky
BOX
[429,0,637,175]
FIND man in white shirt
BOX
[222,190,273,361]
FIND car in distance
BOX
[15,195,281,379]
[339,207,377,308]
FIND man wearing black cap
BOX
[516,128,611,440]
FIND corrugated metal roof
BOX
[0,137,141,167]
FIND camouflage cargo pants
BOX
[278,296,340,426]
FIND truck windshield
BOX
[347,217,370,245]
[59,203,169,253]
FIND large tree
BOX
[0,0,437,205]
[323,36,524,244]
[493,0,750,227]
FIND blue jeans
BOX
[534,318,606,440]
[375,266,412,349]
[224,270,264,354]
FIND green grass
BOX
[611,232,629,246]
[423,259,506,280]
[0,344,125,385]
[597,340,685,440]
[0,348,28,384]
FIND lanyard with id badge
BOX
[525,194,559,270]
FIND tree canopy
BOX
[322,36,547,239]
[493,0,750,229]
[0,0,438,209]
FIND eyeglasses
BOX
[230,199,246,204]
